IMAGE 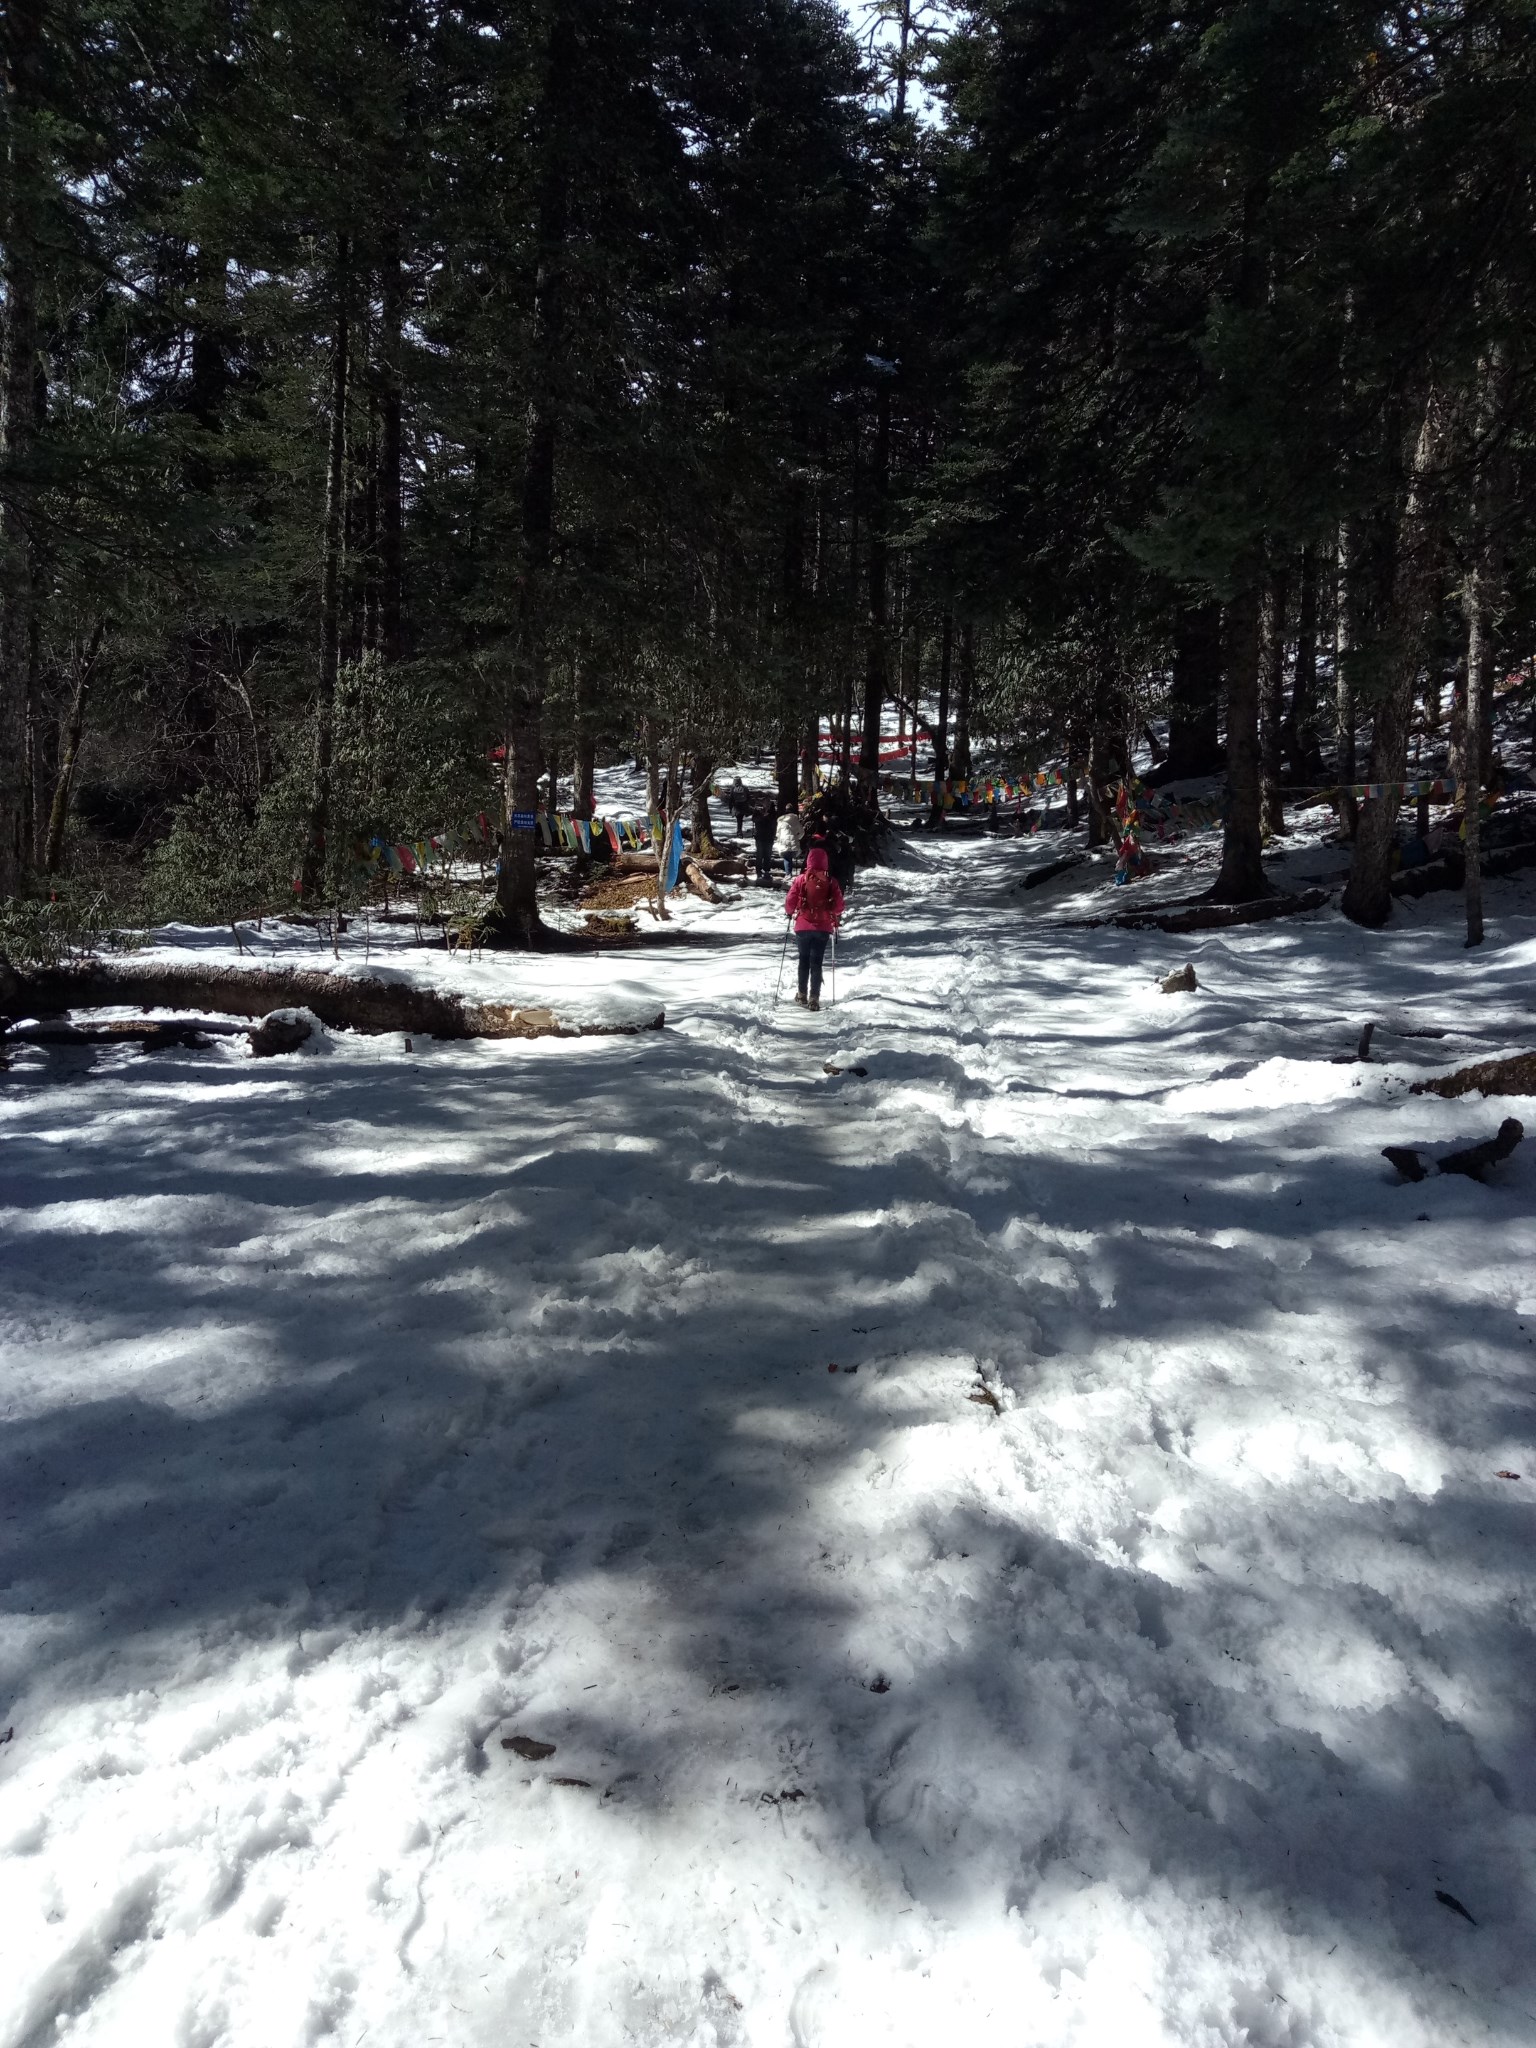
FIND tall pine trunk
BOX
[571,652,595,820]
[1462,340,1513,949]
[689,754,716,854]
[1166,604,1223,778]
[952,622,974,778]
[1334,522,1359,836]
[1086,723,1111,848]
[859,391,890,777]
[775,729,798,811]
[0,0,44,898]
[572,737,595,821]
[1210,586,1271,902]
[301,236,351,902]
[1212,185,1272,903]
[1260,564,1289,837]
[929,610,952,822]
[1341,390,1447,928]
[493,15,574,944]
[378,220,406,668]
[1464,575,1490,949]
[1285,543,1320,782]
[25,587,45,867]
[43,621,103,873]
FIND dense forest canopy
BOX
[1,0,1533,940]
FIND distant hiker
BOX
[774,804,803,879]
[785,846,844,1010]
[827,821,857,894]
[751,799,777,883]
[800,794,828,854]
[727,776,750,834]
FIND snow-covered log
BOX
[0,960,664,1041]
[1115,886,1329,934]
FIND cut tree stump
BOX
[1411,1052,1536,1101]
[1333,1020,1377,1064]
[249,1012,314,1057]
[0,961,664,1042]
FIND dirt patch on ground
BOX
[578,873,665,912]
[1413,1051,1536,1100]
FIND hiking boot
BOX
[808,996,820,1011]
[794,991,808,1006]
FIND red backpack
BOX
[801,869,835,916]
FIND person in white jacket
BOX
[772,805,803,879]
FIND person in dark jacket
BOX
[827,822,857,893]
[784,845,844,1010]
[751,799,777,883]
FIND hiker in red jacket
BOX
[784,845,844,1010]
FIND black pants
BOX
[797,929,830,1000]
[753,841,774,881]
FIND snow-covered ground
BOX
[3,829,1535,2048]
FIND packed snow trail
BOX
[3,834,1535,2048]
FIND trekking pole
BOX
[774,916,792,1004]
[830,928,837,1007]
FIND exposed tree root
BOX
[1384,1117,1524,1183]
[476,912,595,954]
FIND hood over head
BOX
[805,846,830,874]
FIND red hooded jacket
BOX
[786,846,844,933]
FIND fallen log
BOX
[1114,887,1329,934]
[1393,838,1536,899]
[1020,853,1087,892]
[613,851,744,881]
[2,1016,246,1048]
[682,859,723,903]
[0,961,664,1042]
[1411,1051,1536,1101]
